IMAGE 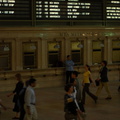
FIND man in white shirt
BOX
[24,78,38,120]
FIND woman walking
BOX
[96,60,112,99]
[81,65,97,104]
[7,73,24,119]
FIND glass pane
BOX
[23,42,37,69]
[48,42,60,51]
[48,42,61,67]
[71,41,83,65]
[92,40,104,64]
[72,51,80,63]
[112,50,120,63]
[24,55,34,66]
[93,41,102,49]
[23,43,36,52]
[0,43,11,70]
[93,51,102,64]
[112,40,120,48]
[0,56,8,68]
[112,40,120,63]
[48,54,59,67]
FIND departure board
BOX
[0,0,120,21]
[36,0,103,20]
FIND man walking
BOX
[24,78,38,120]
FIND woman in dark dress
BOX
[7,73,24,119]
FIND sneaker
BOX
[105,97,112,100]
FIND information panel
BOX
[36,0,103,20]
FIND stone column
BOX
[37,38,42,69]
[107,37,112,64]
[15,38,23,70]
[104,36,108,61]
[41,39,48,69]
[83,37,88,65]
[11,39,16,71]
[86,37,92,65]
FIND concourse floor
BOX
[0,81,120,120]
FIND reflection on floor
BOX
[0,81,120,120]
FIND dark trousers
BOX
[13,101,20,112]
[82,83,97,104]
[78,102,85,112]
[66,71,73,84]
[19,105,25,120]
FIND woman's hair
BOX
[102,60,107,66]
[86,64,91,72]
[64,83,73,92]
[15,73,22,81]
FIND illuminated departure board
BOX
[0,0,120,24]
[106,0,120,19]
[0,0,31,20]
[36,0,103,20]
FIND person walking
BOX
[81,65,97,104]
[71,71,85,113]
[19,80,29,120]
[65,55,74,84]
[7,73,24,119]
[96,60,112,99]
[24,78,38,120]
[64,83,83,120]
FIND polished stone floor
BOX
[0,81,120,120]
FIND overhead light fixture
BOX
[30,45,36,50]
[77,43,83,48]
[100,43,104,47]
[4,45,9,51]
[54,43,60,49]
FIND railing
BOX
[0,64,120,81]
